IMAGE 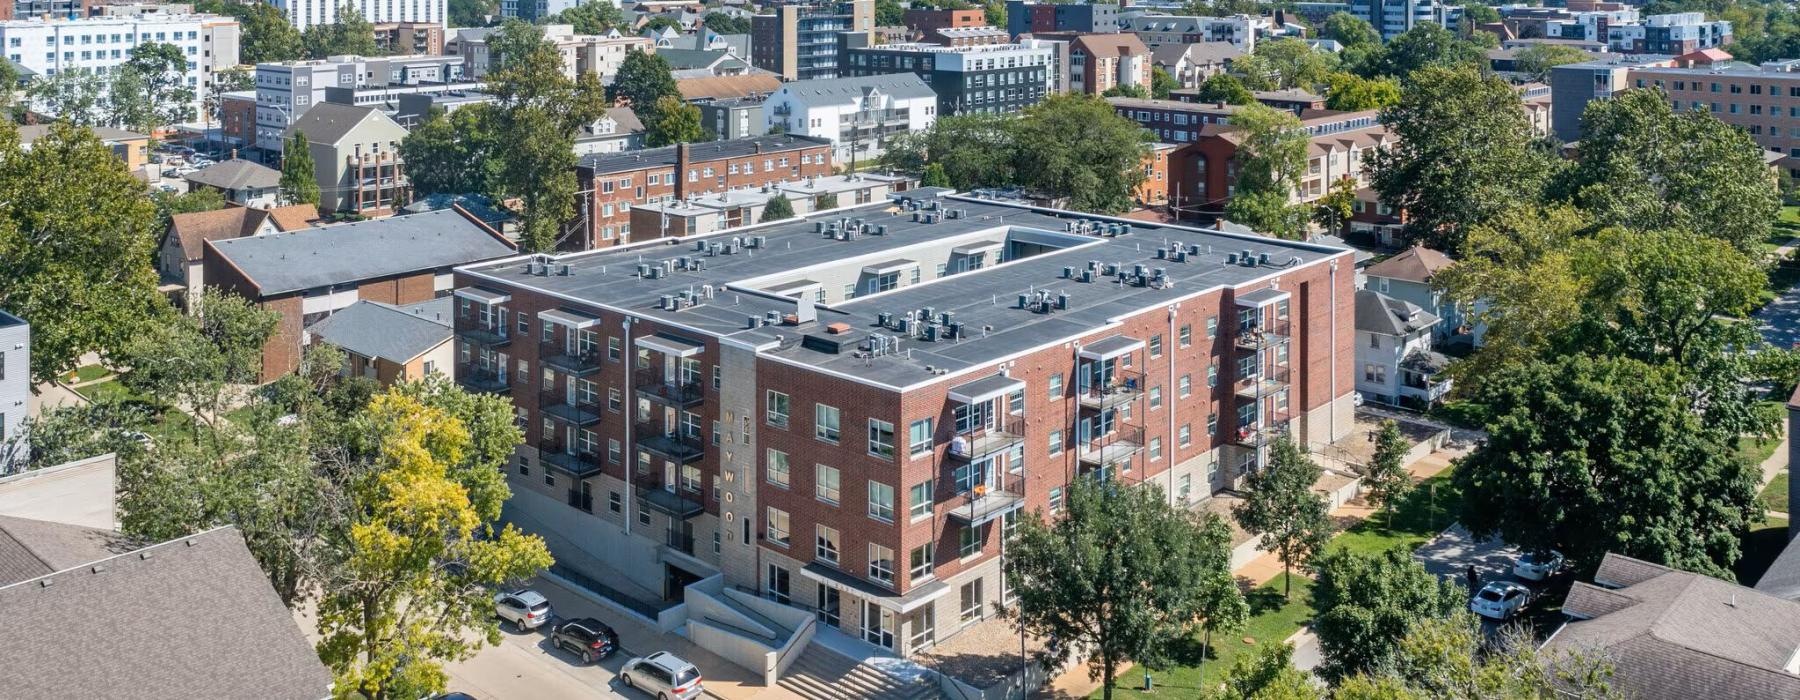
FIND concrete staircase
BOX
[778,643,941,700]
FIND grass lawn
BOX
[1329,472,1465,557]
[1739,435,1781,470]
[1096,574,1317,698]
[1734,515,1792,586]
[74,378,135,403]
[68,364,111,383]
[1765,473,1791,514]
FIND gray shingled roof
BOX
[0,515,136,587]
[183,159,282,191]
[207,209,514,296]
[773,73,936,108]
[1354,289,1439,336]
[0,526,334,699]
[308,299,452,364]
[284,102,387,145]
[1755,534,1800,602]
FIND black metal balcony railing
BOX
[1077,369,1146,411]
[456,364,511,394]
[943,470,1026,526]
[1229,410,1292,448]
[1233,322,1292,352]
[456,323,511,347]
[634,421,706,463]
[1077,423,1146,469]
[945,416,1026,463]
[540,343,601,376]
[634,368,704,407]
[1233,366,1291,400]
[637,485,705,520]
[538,439,602,478]
[540,393,602,426]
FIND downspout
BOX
[1166,304,1178,506]
[1329,259,1339,443]
[622,315,635,537]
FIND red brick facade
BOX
[576,140,834,250]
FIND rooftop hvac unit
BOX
[764,310,780,325]
[912,211,922,223]
[815,222,826,233]
[659,295,676,310]
[1056,292,1070,310]
[1062,266,1076,278]
[1133,264,1147,277]
[948,321,964,339]
[676,257,690,270]
[558,264,571,276]
[1156,248,1168,260]
[753,235,767,248]
[1258,252,1271,265]
[938,311,953,326]
[1079,269,1093,283]
[637,263,652,277]
[923,324,940,342]
[1173,250,1188,263]
[877,312,893,328]
[876,224,888,235]
[696,240,709,251]
[691,259,706,271]
[1226,253,1239,265]
[1121,224,1133,235]
[746,315,763,329]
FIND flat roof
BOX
[457,193,1351,390]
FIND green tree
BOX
[642,16,681,33]
[1224,103,1311,239]
[1233,437,1334,598]
[197,0,304,63]
[1102,83,1149,98]
[1195,73,1254,105]
[1368,66,1547,253]
[401,105,502,197]
[151,187,226,230]
[1323,71,1401,111]
[1335,616,1622,699]
[1150,66,1178,99]
[759,194,795,222]
[879,112,1017,190]
[920,161,951,188]
[1452,354,1763,577]
[483,20,608,252]
[0,122,165,384]
[281,131,321,205]
[110,42,196,131]
[875,0,905,25]
[1556,88,1779,254]
[643,94,707,147]
[1361,420,1413,528]
[303,5,379,59]
[1322,11,1381,48]
[1006,478,1244,700]
[1312,175,1357,237]
[1235,37,1339,91]
[1311,547,1466,681]
[611,48,680,108]
[4,395,156,469]
[1460,2,1501,24]
[26,70,106,125]
[1220,643,1319,700]
[449,0,497,27]
[1512,43,1593,81]
[1009,94,1151,214]
[553,1,625,34]
[702,12,751,34]
[1377,24,1485,78]
[117,288,278,437]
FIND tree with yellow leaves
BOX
[315,389,552,700]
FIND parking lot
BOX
[1414,524,1572,635]
[441,578,657,700]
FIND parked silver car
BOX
[493,589,552,631]
[1512,550,1566,582]
[619,651,703,700]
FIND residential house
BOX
[1170,108,1389,219]
[17,124,149,173]
[282,103,410,217]
[161,206,279,311]
[677,73,785,103]
[762,72,937,164]
[372,21,445,55]
[660,48,758,79]
[182,159,282,207]
[0,522,334,699]
[1362,246,1469,344]
[573,107,646,156]
[306,298,453,385]
[1068,33,1152,96]
[0,311,25,471]
[203,209,515,382]
[1353,288,1452,408]
[1547,552,1800,699]
[1151,42,1243,90]
[695,98,768,140]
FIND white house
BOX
[1353,288,1453,408]
[762,73,937,164]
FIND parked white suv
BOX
[493,589,552,631]
[620,651,703,699]
[1470,581,1531,621]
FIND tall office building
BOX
[1348,0,1461,41]
[751,0,873,81]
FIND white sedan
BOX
[1470,581,1532,621]
[1512,550,1566,582]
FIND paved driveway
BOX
[441,579,655,700]
[1757,280,1800,350]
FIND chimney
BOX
[675,142,692,199]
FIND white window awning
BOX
[1078,335,1144,361]
[454,286,511,305]
[636,333,705,358]
[538,308,601,330]
[948,373,1025,405]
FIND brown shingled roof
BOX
[677,73,782,102]
[169,208,271,263]
[263,204,320,232]
[1072,32,1149,57]
[1364,245,1454,283]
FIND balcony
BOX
[635,421,705,463]
[538,440,601,478]
[1077,424,1145,470]
[945,416,1026,463]
[943,471,1026,526]
[1077,369,1145,411]
[1233,367,1290,400]
[634,368,704,407]
[1228,412,1292,448]
[540,394,602,427]
[540,343,600,376]
[1234,325,1291,352]
[456,364,511,394]
[638,485,705,520]
[456,323,512,347]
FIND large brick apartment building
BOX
[573,134,835,250]
[452,191,1355,661]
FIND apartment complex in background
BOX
[573,134,835,250]
[1122,13,1259,51]
[251,55,463,152]
[282,103,411,216]
[451,25,652,82]
[751,0,874,81]
[1005,0,1119,37]
[372,21,444,55]
[762,72,937,164]
[2,13,239,122]
[902,7,984,35]
[269,0,444,32]
[0,310,26,471]
[1067,32,1150,95]
[451,189,1355,663]
[1350,0,1461,41]
[841,41,1053,116]
[2,0,88,21]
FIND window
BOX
[1149,437,1163,461]
[816,525,840,564]
[1206,316,1218,338]
[1179,375,1192,397]
[868,481,895,521]
[959,525,984,558]
[869,419,896,459]
[869,544,896,585]
[1207,365,1218,388]
[907,418,932,457]
[1049,487,1064,513]
[1048,429,1063,456]
[608,388,622,411]
[766,507,790,546]
[909,480,933,519]
[1364,363,1387,384]
[1149,385,1163,409]
[1178,474,1192,502]
[1048,373,1064,399]
[766,390,790,427]
[960,579,985,623]
[766,449,791,487]
[608,336,621,360]
[1179,424,1192,447]
[1179,324,1192,347]
[816,464,841,504]
[609,491,622,513]
[815,404,840,442]
[1149,333,1163,357]
[909,543,935,580]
